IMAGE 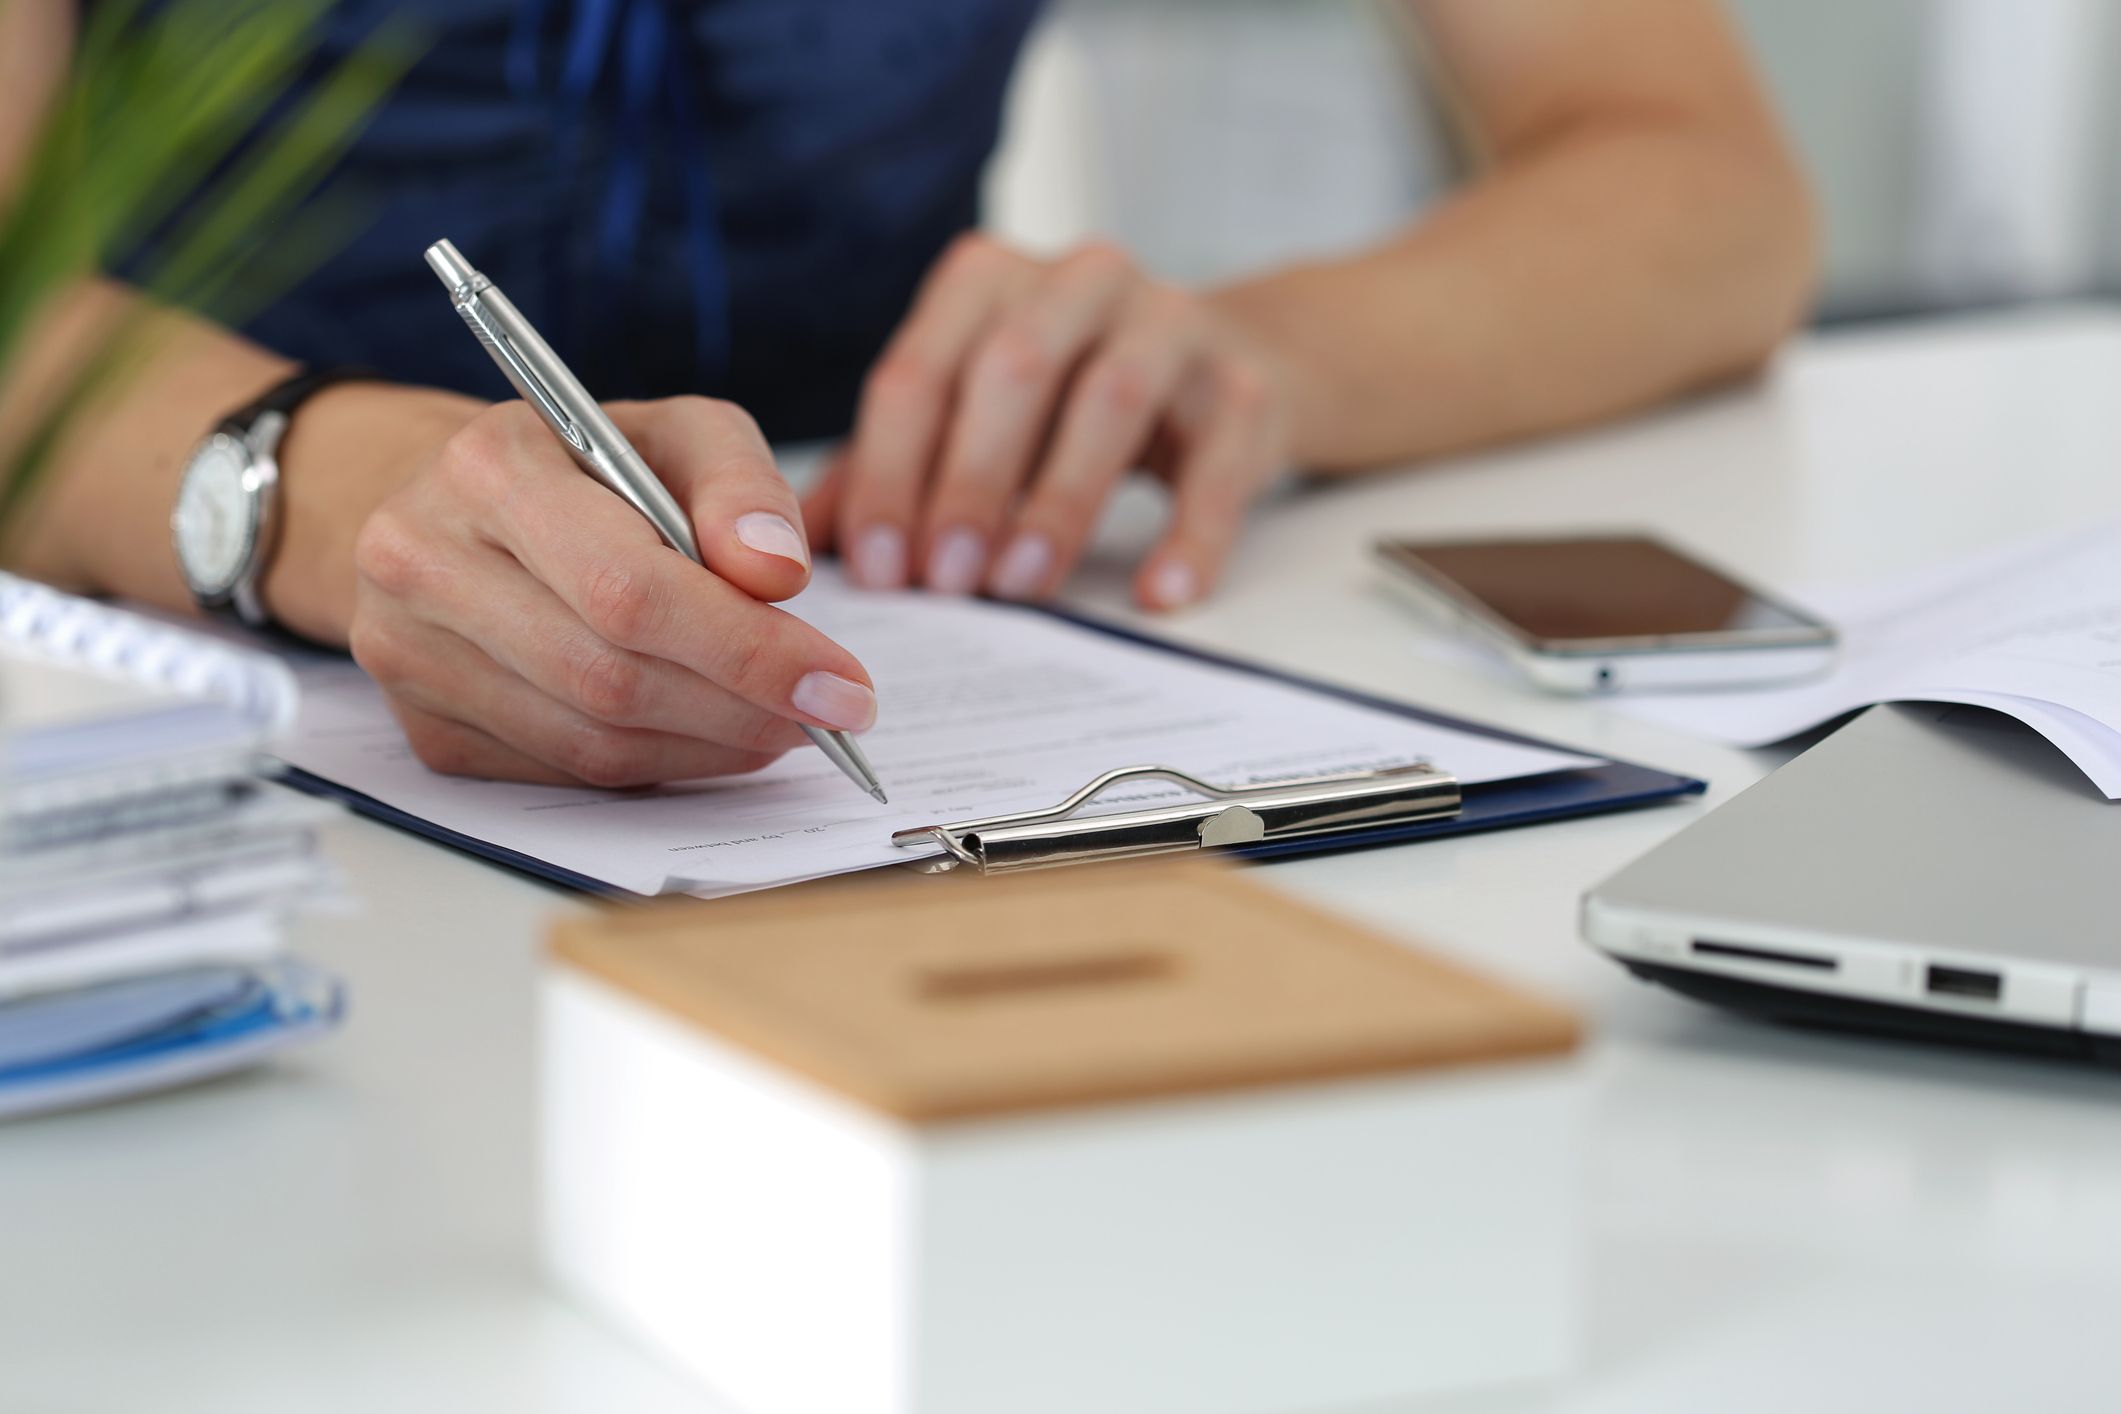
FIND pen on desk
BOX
[422,237,888,803]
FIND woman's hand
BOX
[805,234,1294,610]
[346,396,877,788]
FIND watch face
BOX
[174,436,258,598]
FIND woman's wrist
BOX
[1203,272,1351,473]
[264,381,484,645]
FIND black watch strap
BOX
[223,363,377,432]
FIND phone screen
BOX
[1383,536,1819,643]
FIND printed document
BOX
[279,568,1595,896]
[1618,522,2121,796]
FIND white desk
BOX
[7,307,2120,1413]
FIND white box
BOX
[541,867,1584,1414]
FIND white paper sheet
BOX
[277,568,1596,896]
[1619,522,2121,796]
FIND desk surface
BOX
[7,307,2120,1414]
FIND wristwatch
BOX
[171,365,370,629]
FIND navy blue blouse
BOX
[99,0,1042,440]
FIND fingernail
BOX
[926,527,986,594]
[990,533,1054,600]
[1148,559,1198,610]
[851,525,907,588]
[792,671,878,732]
[734,512,809,568]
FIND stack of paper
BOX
[1618,521,2121,797]
[0,576,342,1120]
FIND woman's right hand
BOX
[339,394,877,788]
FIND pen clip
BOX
[455,299,591,455]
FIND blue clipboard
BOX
[278,610,1703,896]
[1047,609,1703,860]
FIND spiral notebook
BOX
[1,573,295,811]
[1,576,340,1115]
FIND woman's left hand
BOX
[803,234,1293,611]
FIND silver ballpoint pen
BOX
[423,238,887,803]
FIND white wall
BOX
[1729,0,2121,316]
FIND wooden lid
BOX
[550,862,1580,1124]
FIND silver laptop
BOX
[1583,703,2121,1063]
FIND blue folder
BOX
[279,611,1704,896]
[0,961,345,1120]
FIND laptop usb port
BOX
[1925,964,2002,1001]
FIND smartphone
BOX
[1374,533,1836,693]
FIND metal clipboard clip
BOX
[891,762,1462,876]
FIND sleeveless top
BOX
[93,0,1043,441]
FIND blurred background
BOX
[985,0,2121,323]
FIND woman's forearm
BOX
[1212,102,1815,473]
[2,279,295,599]
[0,278,476,642]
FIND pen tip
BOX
[870,786,890,804]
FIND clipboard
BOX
[275,610,1704,895]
